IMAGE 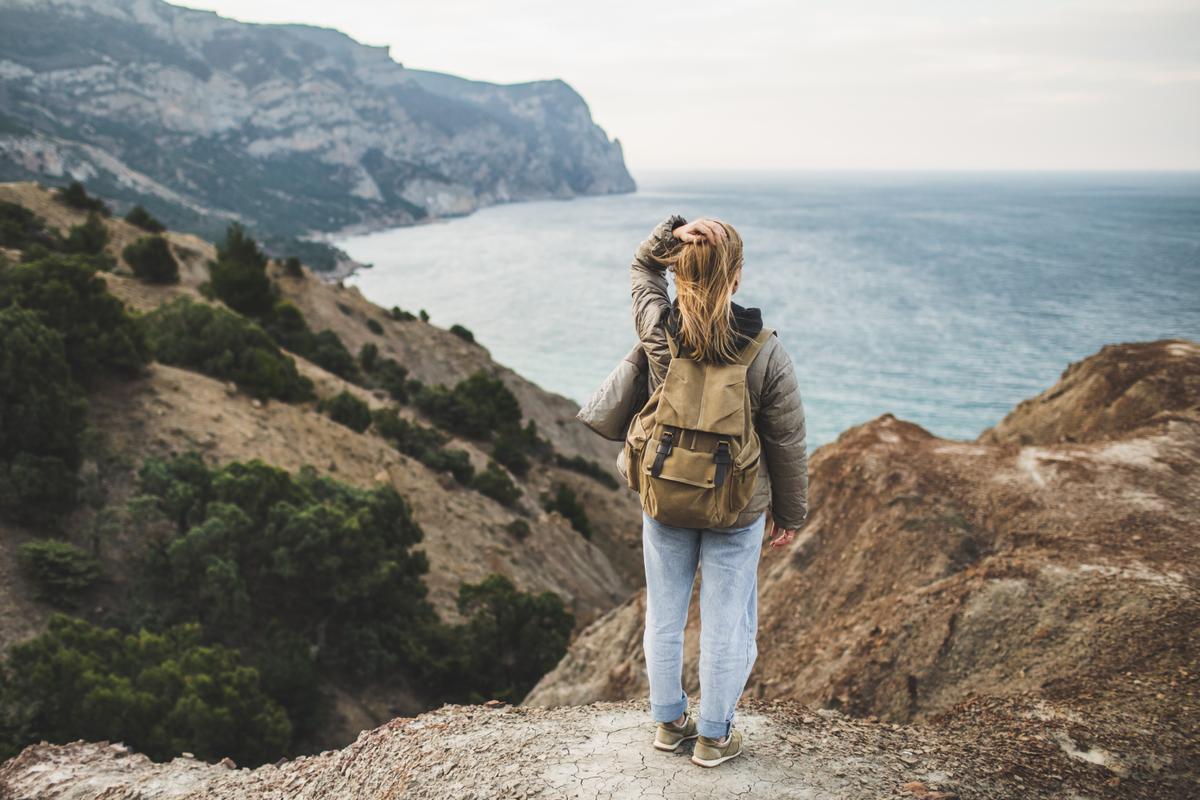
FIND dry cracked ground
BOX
[0,699,1162,799]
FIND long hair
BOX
[660,221,744,363]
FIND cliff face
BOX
[0,0,634,256]
[526,339,1200,792]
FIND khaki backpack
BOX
[624,327,773,529]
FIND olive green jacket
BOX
[577,216,809,530]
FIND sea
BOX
[340,171,1200,448]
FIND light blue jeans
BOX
[642,510,765,740]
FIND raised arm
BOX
[630,215,729,386]
[630,214,685,387]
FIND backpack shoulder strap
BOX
[736,328,774,366]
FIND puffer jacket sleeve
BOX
[758,340,809,529]
[631,215,686,387]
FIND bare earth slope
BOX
[527,340,1200,795]
[1,697,1177,800]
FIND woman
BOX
[625,215,808,767]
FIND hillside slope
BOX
[526,340,1200,791]
[0,181,642,748]
[0,0,634,264]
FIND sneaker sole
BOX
[654,733,699,752]
[691,748,742,767]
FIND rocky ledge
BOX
[0,697,1175,799]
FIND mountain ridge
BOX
[0,0,635,269]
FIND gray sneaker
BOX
[654,713,699,752]
[691,729,743,767]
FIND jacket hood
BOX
[665,300,765,356]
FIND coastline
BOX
[310,187,638,283]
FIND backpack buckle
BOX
[713,441,732,487]
[650,427,676,477]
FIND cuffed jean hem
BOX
[698,715,733,740]
[650,691,688,723]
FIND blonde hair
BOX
[660,221,744,363]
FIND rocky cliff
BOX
[0,0,634,266]
[526,339,1200,793]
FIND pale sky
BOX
[180,0,1200,173]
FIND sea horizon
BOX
[340,170,1200,448]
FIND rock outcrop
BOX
[0,0,634,263]
[526,339,1200,793]
[5,696,1190,799]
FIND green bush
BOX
[366,318,383,335]
[471,461,522,507]
[17,539,100,604]
[321,391,371,433]
[449,324,474,344]
[390,306,416,322]
[124,204,165,233]
[445,575,574,704]
[373,409,474,485]
[282,256,303,277]
[145,298,314,402]
[374,359,411,403]
[63,212,109,256]
[491,421,549,477]
[209,223,274,316]
[414,371,521,440]
[0,252,150,381]
[419,309,429,323]
[553,454,620,490]
[123,235,179,284]
[506,519,531,540]
[0,307,87,525]
[0,614,290,765]
[0,201,60,250]
[54,181,109,215]
[133,455,433,681]
[262,301,361,383]
[359,342,378,372]
[542,483,592,538]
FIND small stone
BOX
[251,398,263,409]
[219,757,236,769]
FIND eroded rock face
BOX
[0,0,635,245]
[3,698,1188,799]
[526,340,1200,793]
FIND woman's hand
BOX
[766,510,798,548]
[673,218,727,244]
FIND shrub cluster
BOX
[373,409,474,485]
[471,461,522,507]
[414,371,521,439]
[144,298,314,402]
[359,343,414,402]
[553,453,620,490]
[208,222,274,316]
[53,181,110,215]
[263,301,361,383]
[542,483,592,538]
[122,235,179,284]
[0,201,60,250]
[62,212,109,257]
[320,390,372,433]
[0,308,87,526]
[0,614,290,765]
[16,539,100,605]
[0,253,150,381]
[449,323,475,344]
[124,204,166,233]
